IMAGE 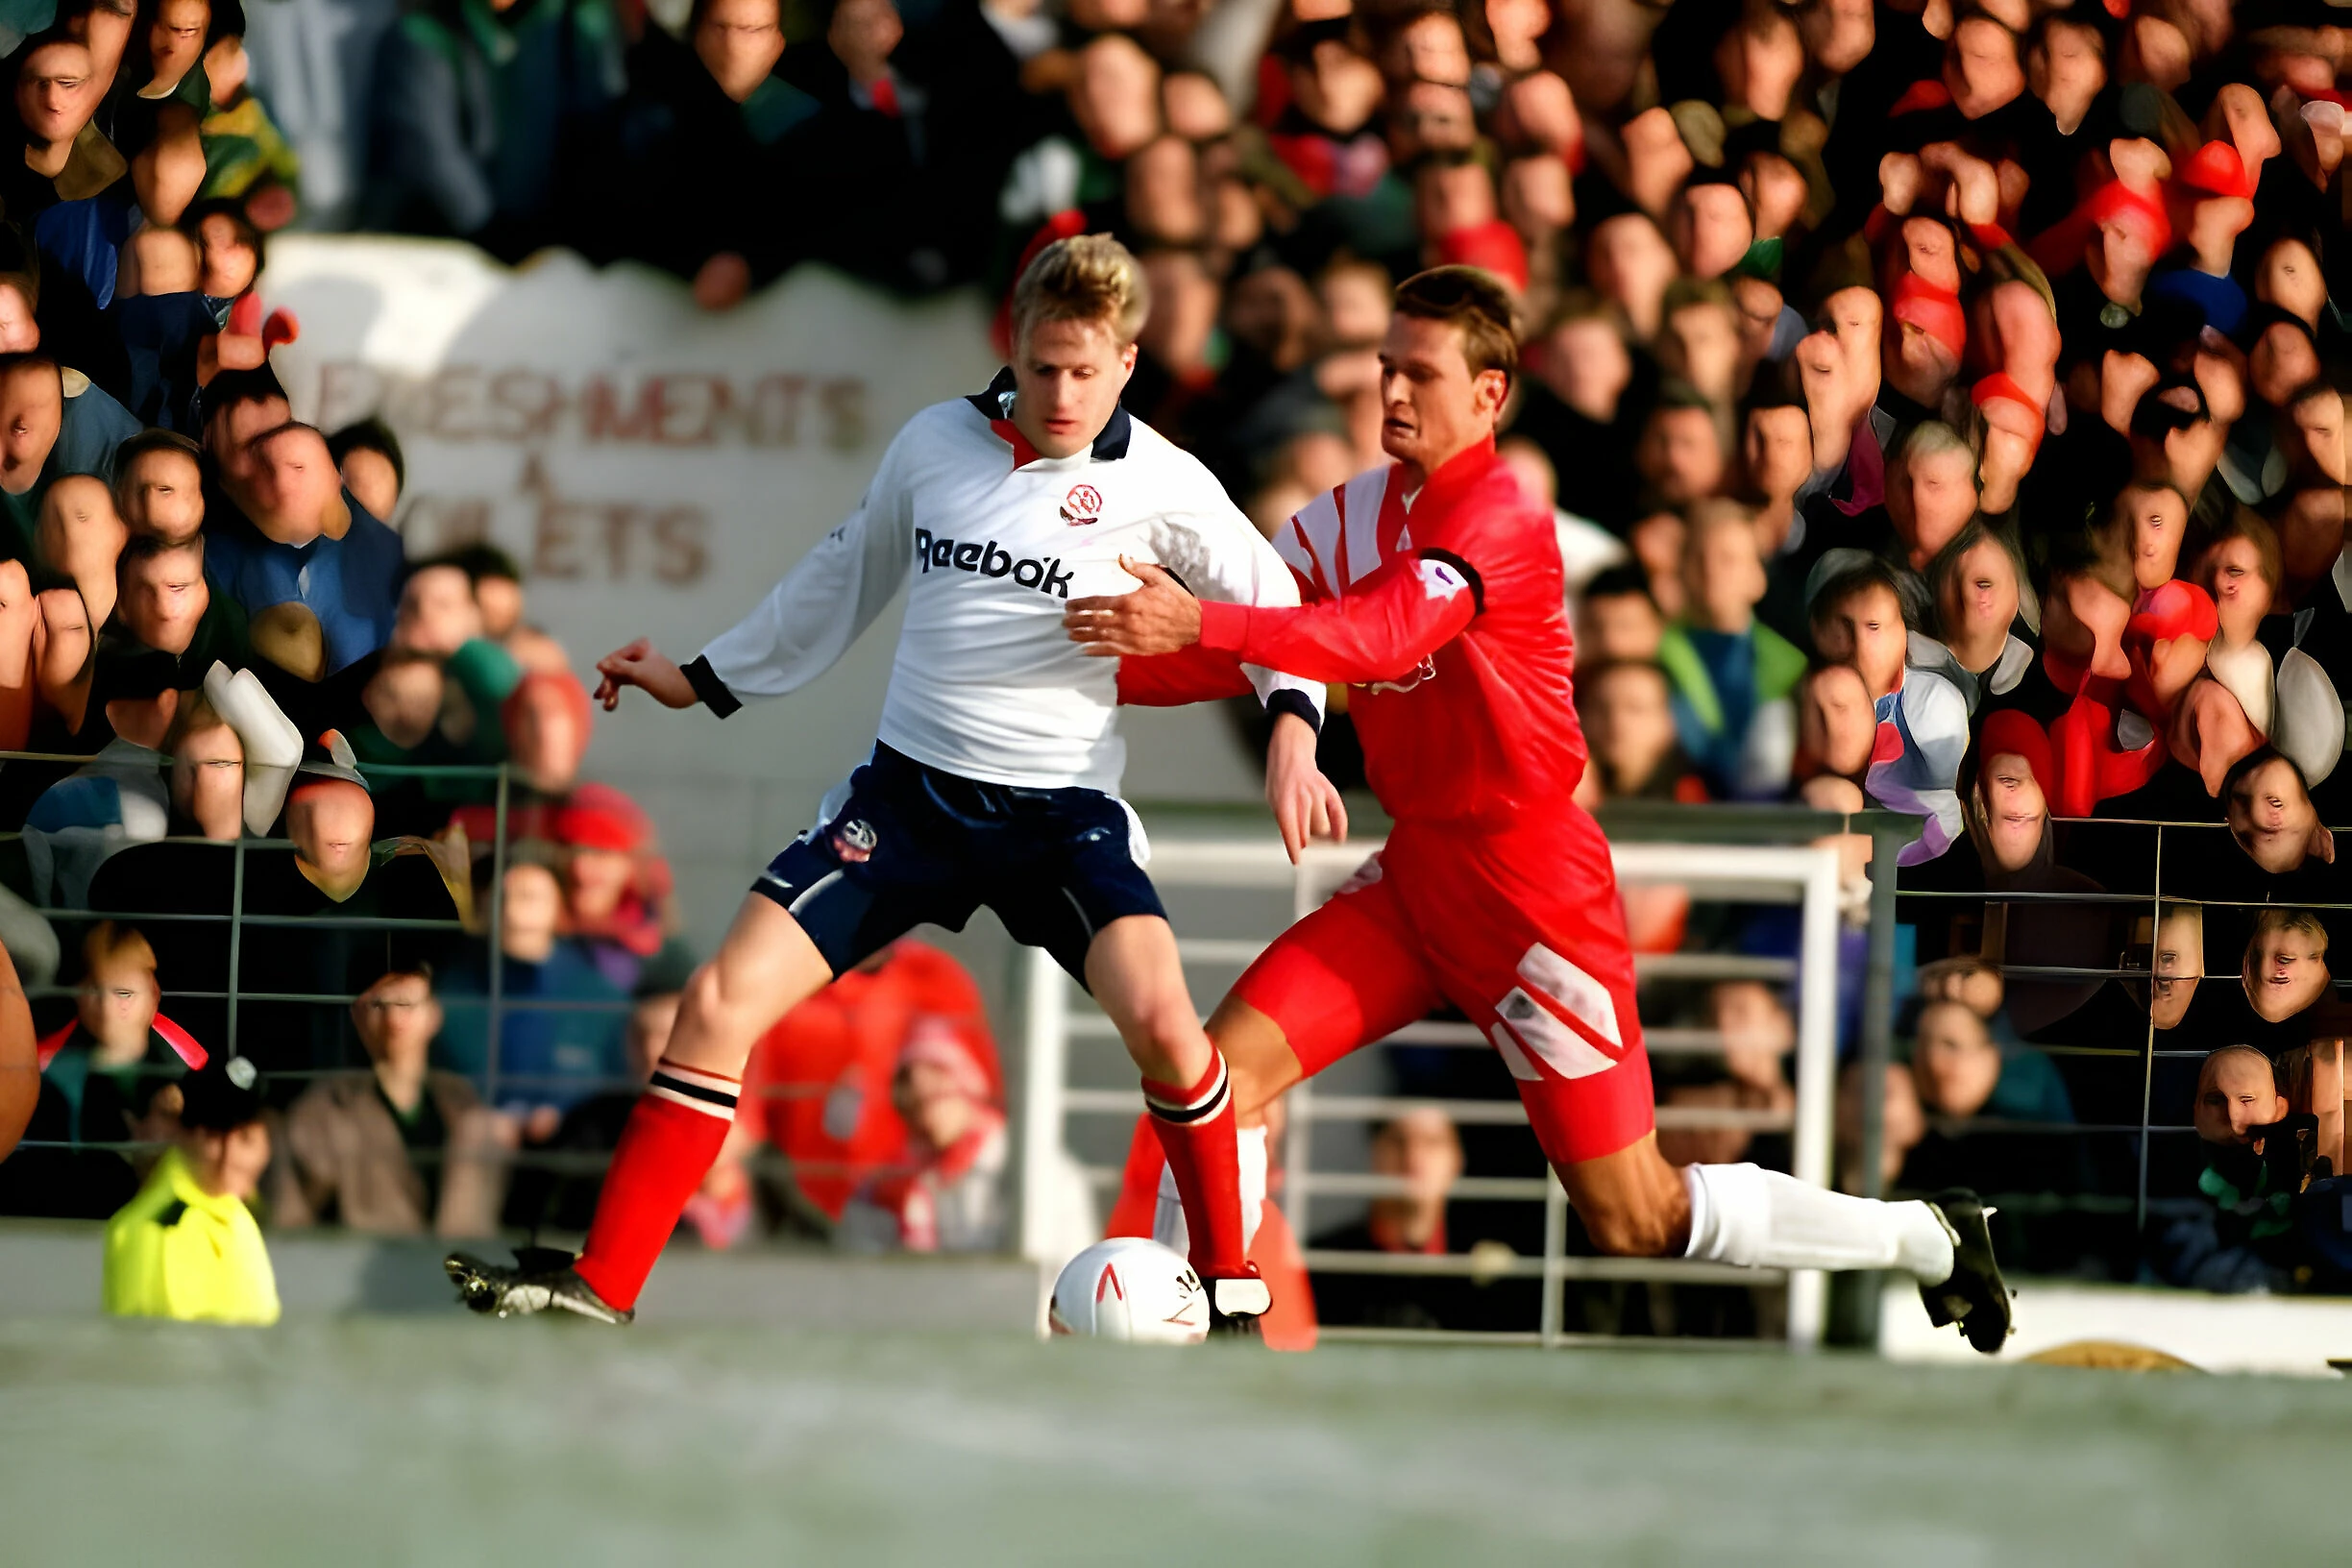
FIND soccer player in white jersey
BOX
[446,235,1337,1327]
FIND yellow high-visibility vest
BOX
[103,1147,281,1326]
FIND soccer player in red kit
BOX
[1072,267,2012,1353]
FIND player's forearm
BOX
[1114,644,1257,707]
[1197,587,1469,687]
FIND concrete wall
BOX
[0,1221,1045,1333]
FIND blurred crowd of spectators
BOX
[0,0,2349,1326]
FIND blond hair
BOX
[1011,234,1151,346]
[83,920,157,976]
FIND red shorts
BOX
[1231,810,1654,1166]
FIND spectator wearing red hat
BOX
[838,1011,1013,1252]
[553,782,679,993]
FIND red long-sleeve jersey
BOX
[1162,438,1586,827]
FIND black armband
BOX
[680,655,742,719]
[1266,688,1322,735]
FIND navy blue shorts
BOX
[752,743,1167,987]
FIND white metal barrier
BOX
[1017,837,1844,1349]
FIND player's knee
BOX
[678,960,750,1041]
[1132,991,1201,1061]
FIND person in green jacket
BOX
[1655,500,1804,798]
[103,1054,279,1325]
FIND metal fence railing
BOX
[1887,815,2352,1239]
[1016,814,1874,1351]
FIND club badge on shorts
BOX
[1061,483,1103,526]
[831,819,879,864]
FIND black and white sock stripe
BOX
[648,1060,740,1121]
[1143,1055,1230,1125]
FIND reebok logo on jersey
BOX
[914,527,1075,598]
[1417,556,1469,600]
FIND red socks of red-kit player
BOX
[574,1059,739,1311]
[1141,1051,1249,1279]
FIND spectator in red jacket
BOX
[737,938,992,1221]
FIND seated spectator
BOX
[35,472,122,631]
[364,0,626,256]
[2127,901,2206,1033]
[1657,500,1801,798]
[1921,520,2035,711]
[454,544,570,675]
[391,557,482,658]
[1908,999,2072,1125]
[1633,385,1726,513]
[195,0,301,224]
[2237,907,2342,1044]
[1577,658,1703,804]
[110,227,218,431]
[216,421,402,677]
[554,783,675,992]
[1657,980,1796,1169]
[112,427,203,543]
[1311,1108,1510,1332]
[84,738,465,1074]
[161,684,245,840]
[350,648,444,764]
[2154,1045,2305,1294]
[839,1017,1008,1252]
[1574,565,1666,665]
[3,34,139,311]
[740,938,990,1221]
[1836,1060,1923,1197]
[1811,558,1966,864]
[102,1054,277,1324]
[502,961,712,1238]
[1496,434,1626,599]
[0,352,140,550]
[503,669,594,796]
[326,418,402,524]
[433,860,626,1119]
[2222,747,2334,878]
[33,921,204,1212]
[270,963,508,1237]
[578,0,807,299]
[90,533,251,717]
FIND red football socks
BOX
[1141,1051,1249,1279]
[574,1059,739,1311]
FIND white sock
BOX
[1152,1127,1267,1256]
[1683,1164,1954,1284]
[1152,1161,1188,1255]
[1237,1125,1266,1251]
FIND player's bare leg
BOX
[1087,916,1272,1331]
[1556,1133,2013,1354]
[446,894,834,1322]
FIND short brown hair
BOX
[2196,505,2282,593]
[1391,265,1520,386]
[1011,234,1151,346]
[2250,907,2329,953]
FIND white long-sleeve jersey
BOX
[681,372,1323,795]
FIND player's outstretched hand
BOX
[595,639,698,711]
[1064,556,1203,656]
[1265,709,1347,865]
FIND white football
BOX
[1048,1237,1209,1344]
